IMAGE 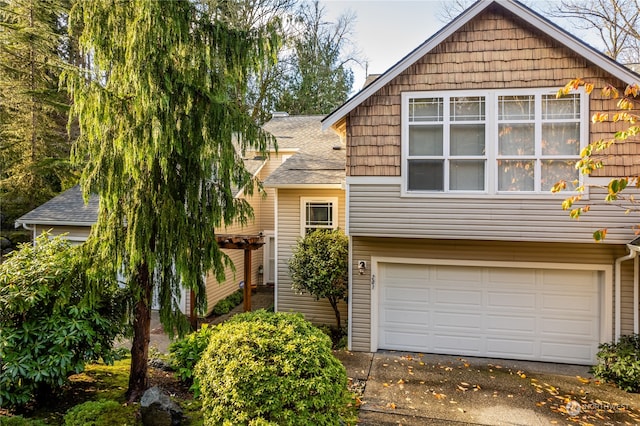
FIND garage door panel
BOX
[433,334,481,353]
[434,266,482,283]
[542,294,596,312]
[383,287,429,303]
[540,341,595,364]
[486,315,535,333]
[487,268,536,287]
[433,311,482,330]
[435,288,482,305]
[487,291,536,309]
[540,317,598,337]
[383,308,429,326]
[378,262,600,364]
[486,338,535,358]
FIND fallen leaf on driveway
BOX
[386,403,396,409]
[433,392,446,400]
[576,376,590,384]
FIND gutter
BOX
[614,238,640,340]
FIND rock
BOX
[140,386,183,426]
[148,357,173,372]
[0,236,11,250]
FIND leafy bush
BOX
[288,229,348,329]
[211,289,243,316]
[63,400,136,426]
[0,234,128,408]
[169,323,216,396]
[195,310,352,425]
[592,334,640,392]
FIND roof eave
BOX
[263,183,344,189]
[15,219,95,228]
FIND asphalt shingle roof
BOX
[15,185,98,227]
[262,115,345,187]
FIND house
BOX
[273,0,640,365]
[14,113,342,316]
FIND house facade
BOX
[315,0,640,365]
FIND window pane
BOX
[306,203,332,227]
[450,160,485,191]
[450,96,485,121]
[498,160,535,191]
[499,95,534,120]
[541,160,579,191]
[541,123,580,155]
[542,94,580,119]
[451,124,485,155]
[409,125,443,155]
[408,159,443,191]
[410,98,443,122]
[499,123,535,155]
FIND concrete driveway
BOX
[336,351,640,426]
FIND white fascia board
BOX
[322,0,640,131]
[346,176,403,185]
[263,183,344,189]
[15,220,95,228]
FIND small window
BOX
[300,197,338,235]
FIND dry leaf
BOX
[397,379,405,384]
[577,376,591,384]
[387,402,396,409]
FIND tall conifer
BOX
[0,0,75,223]
[65,0,279,399]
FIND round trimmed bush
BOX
[63,400,136,426]
[194,310,350,425]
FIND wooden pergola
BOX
[189,234,265,328]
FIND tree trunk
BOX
[126,262,152,402]
[328,297,341,330]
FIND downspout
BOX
[614,241,640,340]
[18,222,37,244]
[635,256,639,334]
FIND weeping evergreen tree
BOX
[64,0,280,400]
[0,0,77,225]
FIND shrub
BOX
[63,400,136,426]
[0,234,128,408]
[195,310,352,425]
[169,323,216,396]
[211,289,243,316]
[288,229,348,329]
[0,416,47,426]
[592,334,640,392]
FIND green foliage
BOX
[195,310,352,425]
[0,234,128,408]
[0,0,78,223]
[211,289,244,316]
[169,323,216,396]
[288,229,349,328]
[0,416,47,426]
[63,400,136,426]
[592,334,640,392]
[65,0,281,397]
[275,0,355,115]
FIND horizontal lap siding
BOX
[346,6,638,178]
[348,184,640,244]
[351,238,634,352]
[276,188,347,325]
[36,225,91,241]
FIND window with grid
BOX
[403,89,584,195]
[301,198,337,235]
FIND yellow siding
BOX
[350,237,633,351]
[275,188,347,326]
[35,225,91,241]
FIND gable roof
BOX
[262,115,345,188]
[322,0,640,130]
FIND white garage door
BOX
[378,262,601,364]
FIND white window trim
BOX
[401,88,588,197]
[299,197,339,236]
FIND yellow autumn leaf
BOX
[576,376,590,384]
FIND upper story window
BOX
[300,197,338,235]
[402,89,586,195]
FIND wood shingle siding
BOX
[345,6,639,178]
[350,237,635,352]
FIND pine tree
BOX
[64,0,279,400]
[0,0,76,224]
